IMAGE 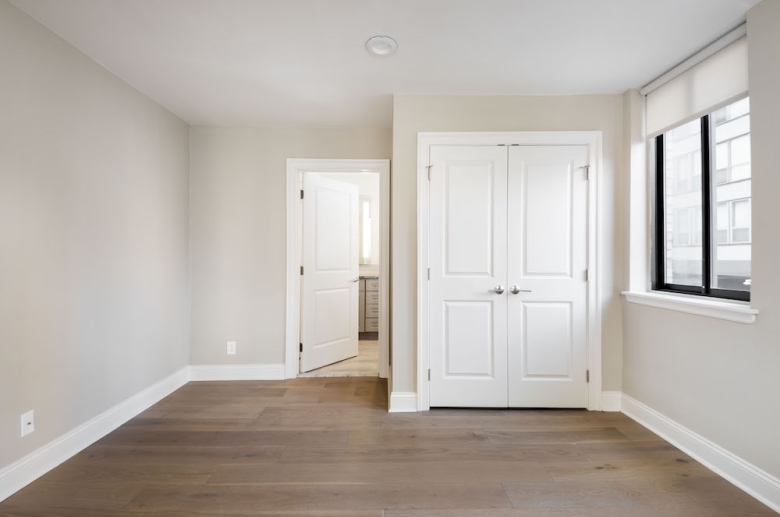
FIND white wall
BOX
[622,0,780,479]
[189,127,391,366]
[0,0,190,470]
[319,172,381,266]
[391,94,626,395]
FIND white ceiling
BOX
[11,0,760,128]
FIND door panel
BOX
[523,162,572,277]
[314,187,352,270]
[429,146,508,408]
[301,173,359,373]
[444,164,495,276]
[507,146,589,408]
[522,302,572,377]
[444,301,495,376]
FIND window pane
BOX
[730,164,750,182]
[714,106,729,124]
[692,151,702,190]
[731,135,751,165]
[732,228,750,243]
[715,143,729,171]
[732,199,750,228]
[692,209,702,246]
[731,97,750,118]
[664,119,703,287]
[716,203,728,230]
[712,98,751,292]
[674,208,690,246]
[715,203,729,244]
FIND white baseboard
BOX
[601,391,622,412]
[388,391,417,413]
[0,366,189,503]
[189,363,285,381]
[621,393,780,513]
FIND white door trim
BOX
[286,158,390,380]
[416,132,604,411]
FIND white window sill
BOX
[622,290,758,324]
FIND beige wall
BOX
[391,94,626,394]
[622,0,780,479]
[189,127,391,366]
[0,0,190,470]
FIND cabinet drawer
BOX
[365,302,380,318]
[365,278,379,291]
[366,291,380,306]
[364,317,379,332]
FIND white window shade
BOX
[646,36,749,137]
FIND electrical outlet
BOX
[227,341,236,355]
[21,410,34,437]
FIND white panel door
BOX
[429,146,508,407]
[300,173,359,373]
[507,146,589,408]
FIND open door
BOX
[300,173,360,373]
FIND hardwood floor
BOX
[298,340,379,378]
[0,377,774,516]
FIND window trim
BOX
[653,115,750,302]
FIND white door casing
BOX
[507,145,589,408]
[428,146,509,407]
[300,173,359,372]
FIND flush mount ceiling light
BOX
[365,35,397,57]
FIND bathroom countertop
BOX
[359,264,379,278]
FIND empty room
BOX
[0,0,778,515]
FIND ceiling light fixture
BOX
[365,35,397,57]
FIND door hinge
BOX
[426,164,433,181]
[299,343,303,353]
[586,370,590,383]
[581,165,592,180]
[427,268,430,280]
[300,266,304,275]
[585,269,589,282]
[428,368,431,381]
[300,189,304,199]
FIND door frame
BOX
[416,132,604,411]
[285,158,390,379]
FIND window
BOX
[654,97,751,301]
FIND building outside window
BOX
[655,97,751,300]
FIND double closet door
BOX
[428,144,590,408]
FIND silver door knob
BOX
[350,277,360,282]
[510,285,532,294]
[492,285,505,294]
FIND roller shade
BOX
[646,36,749,137]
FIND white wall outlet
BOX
[227,341,236,355]
[21,410,34,437]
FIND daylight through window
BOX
[654,97,751,300]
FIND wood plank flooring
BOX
[0,377,775,516]
[298,340,379,378]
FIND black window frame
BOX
[653,114,751,302]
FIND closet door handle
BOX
[491,285,505,294]
[510,285,532,294]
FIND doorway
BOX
[416,132,604,411]
[285,159,390,380]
